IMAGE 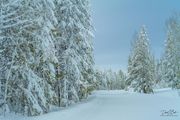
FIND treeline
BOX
[95,69,126,90]
[0,0,96,116]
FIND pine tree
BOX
[164,15,180,89]
[126,33,138,87]
[0,0,58,116]
[95,69,106,90]
[53,0,80,107]
[127,26,154,93]
[53,0,95,106]
[94,69,110,90]
[78,0,96,94]
[115,70,126,90]
[155,58,168,88]
[163,29,176,87]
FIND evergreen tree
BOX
[164,15,180,89]
[155,58,168,88]
[95,69,107,90]
[127,26,154,93]
[53,0,95,107]
[115,70,126,90]
[163,30,176,87]
[0,0,58,115]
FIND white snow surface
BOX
[1,88,180,120]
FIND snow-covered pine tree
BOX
[53,0,95,107]
[95,69,110,90]
[126,33,138,87]
[74,0,96,97]
[53,0,81,107]
[115,70,126,90]
[163,29,176,87]
[150,54,156,88]
[127,26,154,93]
[169,15,180,90]
[163,15,180,89]
[155,58,168,88]
[0,0,58,116]
[105,69,114,90]
[95,69,106,90]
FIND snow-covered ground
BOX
[1,88,180,120]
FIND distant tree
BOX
[116,70,126,90]
[95,69,107,90]
[155,58,168,88]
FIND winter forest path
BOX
[1,89,180,120]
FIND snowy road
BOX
[1,89,180,120]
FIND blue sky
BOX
[91,0,180,72]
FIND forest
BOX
[0,0,180,119]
